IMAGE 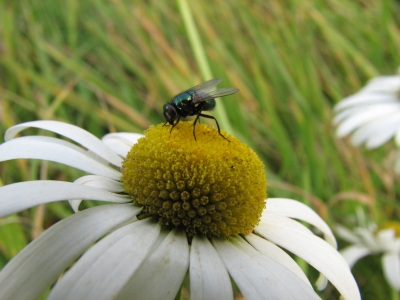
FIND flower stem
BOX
[176,0,233,135]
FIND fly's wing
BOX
[189,78,222,93]
[171,78,222,103]
[192,87,239,103]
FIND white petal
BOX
[395,128,400,146]
[333,106,364,124]
[239,234,328,290]
[0,136,121,180]
[334,75,400,112]
[340,245,371,268]
[73,175,123,192]
[68,200,83,213]
[363,76,400,94]
[351,114,400,149]
[334,94,399,112]
[102,133,143,158]
[336,104,400,137]
[245,233,312,287]
[314,275,328,291]
[116,229,189,300]
[350,124,377,147]
[366,125,399,149]
[213,237,320,300]
[376,229,399,251]
[335,225,362,244]
[265,198,337,248]
[48,218,161,300]
[0,204,140,300]
[382,252,400,291]
[103,132,144,144]
[69,175,124,212]
[354,227,380,251]
[256,214,360,300]
[0,181,130,218]
[190,236,233,300]
[5,120,122,167]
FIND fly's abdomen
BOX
[201,99,216,111]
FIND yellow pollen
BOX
[121,122,267,239]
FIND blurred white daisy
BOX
[333,71,400,149]
[337,221,400,291]
[0,120,360,300]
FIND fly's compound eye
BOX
[163,104,178,124]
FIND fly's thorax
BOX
[172,92,194,109]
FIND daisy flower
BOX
[0,120,360,299]
[337,221,400,292]
[333,71,400,149]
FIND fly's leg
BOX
[192,114,201,140]
[166,116,181,134]
[196,113,230,142]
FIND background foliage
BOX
[0,0,399,299]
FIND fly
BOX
[163,78,239,141]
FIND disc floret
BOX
[121,122,266,239]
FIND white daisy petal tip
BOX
[264,198,337,248]
[315,274,328,291]
[68,199,82,212]
[382,252,400,291]
[5,120,123,167]
[258,210,360,300]
[333,72,400,156]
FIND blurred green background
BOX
[0,0,399,299]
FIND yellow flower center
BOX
[378,221,400,237]
[121,122,267,239]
